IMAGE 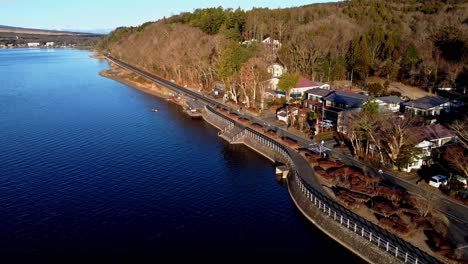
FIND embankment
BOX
[100,62,186,108]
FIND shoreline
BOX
[99,61,187,109]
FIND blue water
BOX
[0,48,361,260]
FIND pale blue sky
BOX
[1,0,337,33]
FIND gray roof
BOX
[403,96,448,110]
[324,91,369,107]
[305,88,333,97]
[377,96,403,104]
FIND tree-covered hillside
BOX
[98,0,467,101]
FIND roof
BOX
[377,96,403,105]
[298,108,310,115]
[323,91,369,107]
[413,124,455,142]
[431,175,447,180]
[296,76,322,88]
[403,96,449,110]
[305,88,333,97]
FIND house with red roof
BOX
[290,76,330,98]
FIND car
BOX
[429,175,448,188]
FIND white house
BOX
[262,37,282,50]
[267,63,285,78]
[276,106,298,123]
[402,96,450,116]
[27,42,40,47]
[45,42,55,47]
[404,124,456,172]
[375,96,403,112]
[290,76,330,99]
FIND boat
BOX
[150,108,159,112]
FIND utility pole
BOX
[321,99,325,134]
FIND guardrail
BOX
[204,105,438,264]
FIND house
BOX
[267,63,285,78]
[375,96,403,112]
[305,88,334,102]
[290,77,330,99]
[45,42,55,47]
[402,96,450,116]
[276,106,298,124]
[27,42,40,47]
[323,91,369,132]
[323,91,369,110]
[404,124,456,172]
[303,88,333,111]
[262,37,281,50]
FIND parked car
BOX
[429,175,448,188]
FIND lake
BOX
[0,48,361,260]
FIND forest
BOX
[98,0,467,107]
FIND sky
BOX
[0,0,338,33]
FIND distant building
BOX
[402,96,450,116]
[45,42,55,47]
[262,37,282,50]
[27,42,40,47]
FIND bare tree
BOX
[239,57,269,109]
[413,184,438,218]
[450,117,468,149]
[444,146,468,177]
[379,114,420,168]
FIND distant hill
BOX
[0,25,100,36]
[0,25,104,48]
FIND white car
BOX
[429,175,448,188]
